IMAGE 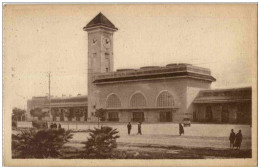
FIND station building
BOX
[84,13,252,124]
[27,13,252,125]
[84,13,216,123]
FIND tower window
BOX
[105,53,110,72]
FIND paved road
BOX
[68,123,251,149]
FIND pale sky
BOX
[3,4,257,109]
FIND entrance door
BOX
[221,105,229,123]
[132,112,144,122]
[160,112,172,122]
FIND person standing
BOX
[53,123,57,129]
[127,122,132,135]
[50,123,54,129]
[234,130,243,150]
[137,122,142,135]
[229,129,236,149]
[179,123,184,136]
[58,123,62,129]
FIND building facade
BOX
[193,87,251,124]
[27,95,88,122]
[84,13,216,123]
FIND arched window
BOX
[106,94,121,108]
[157,91,174,107]
[130,93,147,108]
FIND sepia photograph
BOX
[3,4,257,167]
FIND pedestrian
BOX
[179,123,184,136]
[58,123,62,129]
[127,122,132,135]
[234,130,243,150]
[53,123,57,129]
[229,129,236,149]
[137,122,142,135]
[50,123,54,129]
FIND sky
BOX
[3,4,257,109]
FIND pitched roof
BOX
[84,12,118,31]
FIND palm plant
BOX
[12,128,73,158]
[84,126,120,158]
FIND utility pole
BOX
[48,72,51,120]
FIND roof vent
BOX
[140,66,160,70]
[116,68,136,72]
[178,63,192,66]
[166,63,178,67]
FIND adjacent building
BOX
[27,95,88,122]
[193,87,251,124]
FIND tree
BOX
[12,128,73,158]
[75,108,84,121]
[95,108,106,127]
[51,108,61,121]
[30,108,48,120]
[12,108,26,121]
[64,108,75,121]
[84,126,119,158]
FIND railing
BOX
[94,65,211,80]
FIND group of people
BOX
[127,122,185,136]
[49,122,62,129]
[229,129,243,150]
[127,123,243,150]
[127,122,142,135]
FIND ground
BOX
[65,123,251,149]
[13,123,252,159]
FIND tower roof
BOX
[83,12,118,31]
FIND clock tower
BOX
[83,13,118,120]
[84,12,118,74]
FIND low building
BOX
[27,95,88,122]
[193,87,251,124]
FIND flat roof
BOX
[94,64,215,84]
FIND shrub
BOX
[12,120,17,128]
[32,120,48,129]
[12,128,73,158]
[84,126,120,158]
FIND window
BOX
[193,111,197,121]
[105,53,110,72]
[106,94,121,108]
[53,116,56,121]
[108,112,119,122]
[130,93,147,108]
[60,109,64,121]
[221,105,229,123]
[157,91,174,107]
[159,112,172,122]
[84,108,88,121]
[206,106,213,121]
[132,112,144,122]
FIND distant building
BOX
[27,95,88,122]
[193,87,251,124]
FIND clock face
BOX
[102,37,111,49]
